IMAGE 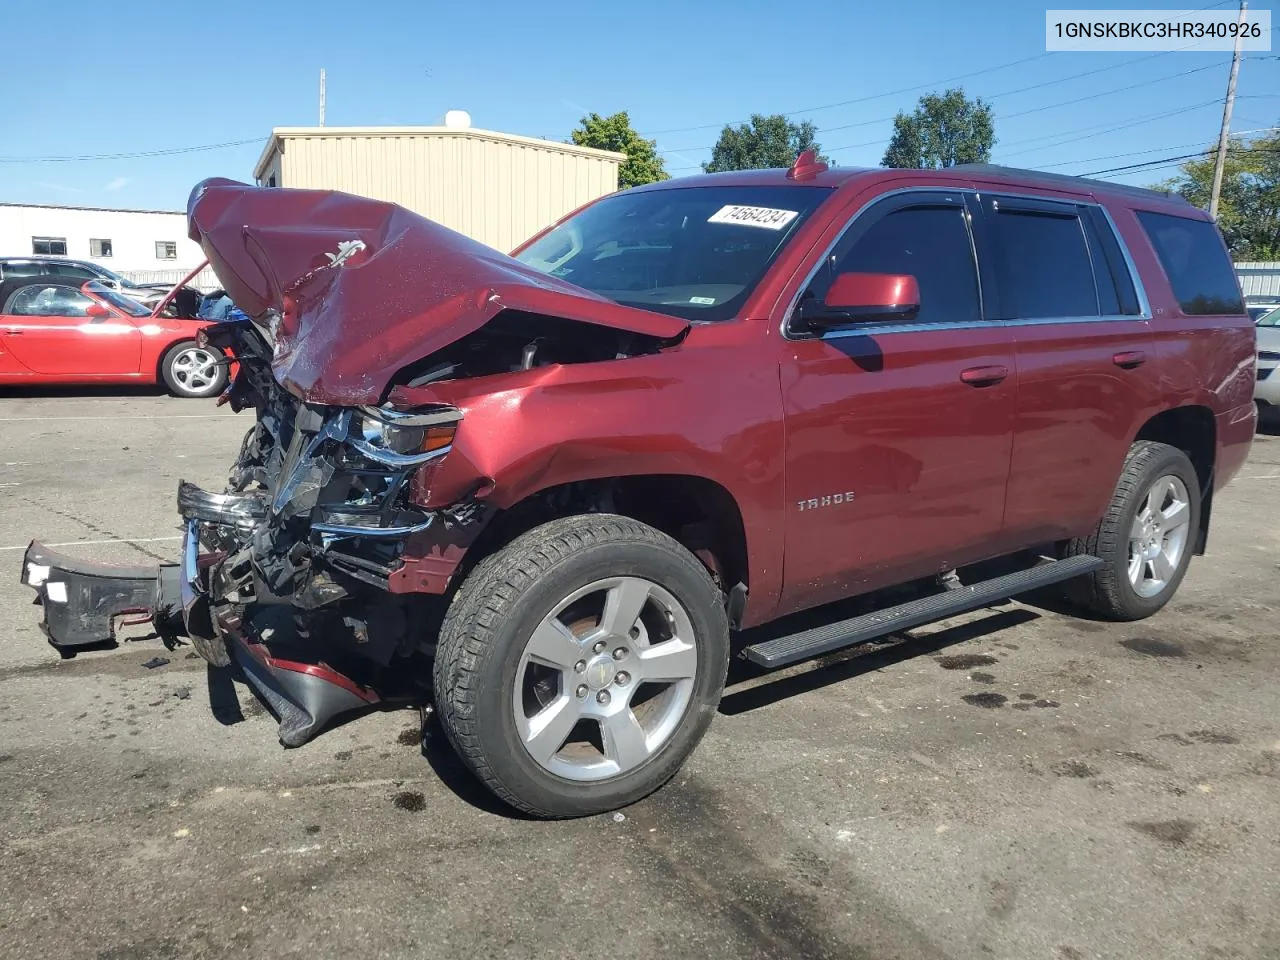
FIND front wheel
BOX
[1065,440,1201,620]
[433,514,730,818]
[160,340,227,399]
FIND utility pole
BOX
[319,68,326,127]
[1209,0,1247,219]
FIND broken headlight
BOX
[353,405,459,457]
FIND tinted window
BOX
[1136,210,1244,315]
[823,205,981,324]
[0,261,44,279]
[994,209,1098,318]
[51,263,98,280]
[514,185,833,321]
[1257,307,1280,327]
[4,285,95,317]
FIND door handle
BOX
[4,329,22,335]
[1112,350,1147,369]
[959,364,1009,386]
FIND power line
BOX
[650,0,1236,141]
[666,59,1226,168]
[0,137,264,164]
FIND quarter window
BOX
[32,237,67,256]
[822,205,982,325]
[1136,210,1244,316]
[155,241,178,260]
[992,208,1098,318]
[4,285,95,317]
[89,238,113,258]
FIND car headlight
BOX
[353,405,459,456]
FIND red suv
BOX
[22,157,1255,818]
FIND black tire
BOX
[432,514,730,818]
[1065,440,1201,620]
[159,340,228,399]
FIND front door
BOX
[779,190,1016,616]
[0,283,142,376]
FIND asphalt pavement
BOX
[1,389,1277,960]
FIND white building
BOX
[0,202,207,282]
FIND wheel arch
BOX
[1132,404,1216,554]
[459,474,751,626]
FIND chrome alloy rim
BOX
[171,347,219,394]
[512,576,699,782]
[1127,474,1191,599]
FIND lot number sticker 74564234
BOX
[707,205,799,230]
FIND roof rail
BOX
[950,163,1188,204]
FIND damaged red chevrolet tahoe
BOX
[21,156,1256,817]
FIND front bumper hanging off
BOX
[17,510,382,747]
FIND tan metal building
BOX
[252,124,625,254]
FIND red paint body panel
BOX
[0,272,216,387]
[188,169,1254,630]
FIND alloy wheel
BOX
[1127,474,1192,599]
[512,576,698,782]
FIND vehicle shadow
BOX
[720,607,1040,716]
[0,385,168,400]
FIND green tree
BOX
[703,114,827,173]
[1155,128,1280,260]
[570,111,668,189]
[881,88,996,169]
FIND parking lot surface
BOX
[1,390,1278,960]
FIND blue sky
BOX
[1,0,1276,211]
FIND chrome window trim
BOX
[780,186,1153,343]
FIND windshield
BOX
[1258,307,1280,327]
[84,281,151,317]
[513,185,834,321]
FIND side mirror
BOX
[85,303,111,320]
[798,272,920,331]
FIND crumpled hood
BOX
[185,178,689,405]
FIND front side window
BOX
[992,208,1098,319]
[3,284,95,317]
[808,204,982,325]
[50,263,98,280]
[84,281,150,317]
[1136,210,1244,316]
[32,237,67,256]
[513,185,834,321]
[89,238,113,258]
[155,241,178,260]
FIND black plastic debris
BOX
[142,657,170,670]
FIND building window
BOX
[155,241,178,260]
[32,237,67,256]
[267,174,277,187]
[89,238,113,258]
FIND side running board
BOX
[742,555,1103,669]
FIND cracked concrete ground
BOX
[1,390,1277,960]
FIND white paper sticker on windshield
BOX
[707,205,799,230]
[689,296,716,305]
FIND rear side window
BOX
[829,205,982,324]
[0,261,44,280]
[992,208,1098,318]
[1136,211,1244,315]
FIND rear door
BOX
[0,283,143,376]
[974,192,1162,545]
[779,189,1017,614]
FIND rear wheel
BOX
[433,514,730,818]
[160,340,227,399]
[1065,440,1200,620]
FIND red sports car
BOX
[0,261,227,398]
